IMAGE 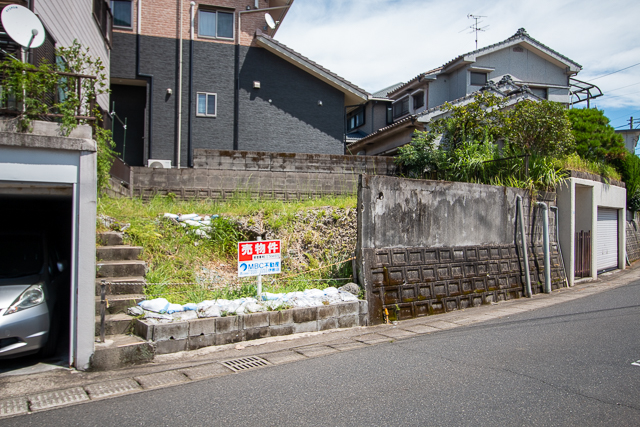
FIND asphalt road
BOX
[7,280,640,426]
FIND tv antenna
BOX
[460,14,489,50]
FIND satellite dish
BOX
[1,4,45,49]
[265,12,277,30]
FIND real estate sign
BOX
[237,240,281,277]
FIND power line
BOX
[605,81,640,94]
[586,62,640,82]
[610,109,640,121]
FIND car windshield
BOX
[0,235,43,279]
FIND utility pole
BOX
[629,116,634,129]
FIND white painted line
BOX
[631,360,640,367]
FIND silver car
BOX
[0,232,65,358]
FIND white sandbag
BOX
[323,287,339,295]
[127,306,144,316]
[138,298,170,313]
[178,213,199,221]
[194,229,210,238]
[163,213,179,219]
[183,303,197,311]
[172,311,198,322]
[184,219,203,227]
[166,303,184,314]
[245,301,265,313]
[303,288,324,298]
[143,311,173,321]
[261,292,284,301]
[198,305,221,318]
[338,291,359,302]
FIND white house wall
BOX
[34,0,110,110]
[557,177,626,286]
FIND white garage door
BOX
[597,208,618,272]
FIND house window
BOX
[393,97,409,119]
[92,0,113,47]
[470,72,487,86]
[347,106,365,131]
[198,9,234,39]
[412,92,424,110]
[111,1,132,28]
[197,92,217,117]
[530,88,548,99]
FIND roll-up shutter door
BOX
[597,208,618,272]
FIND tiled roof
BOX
[372,82,405,98]
[441,28,582,71]
[386,28,581,99]
[255,31,370,99]
[347,115,419,148]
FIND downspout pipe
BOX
[176,0,183,169]
[549,206,569,287]
[136,0,155,161]
[517,195,532,297]
[537,201,552,294]
[188,2,195,167]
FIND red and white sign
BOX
[237,240,281,277]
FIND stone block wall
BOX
[129,150,397,200]
[134,301,368,355]
[356,175,567,325]
[627,212,640,263]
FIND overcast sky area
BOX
[276,0,640,136]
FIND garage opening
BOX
[0,191,72,371]
[597,207,618,273]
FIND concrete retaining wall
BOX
[129,150,397,200]
[134,301,368,355]
[356,175,566,324]
[627,212,640,263]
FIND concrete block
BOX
[293,307,317,323]
[216,315,243,334]
[215,331,245,345]
[244,312,270,329]
[155,338,188,355]
[189,318,216,336]
[188,334,216,351]
[269,310,293,326]
[338,314,359,329]
[134,319,154,341]
[317,304,338,319]
[245,327,270,341]
[152,322,189,341]
[293,321,317,334]
[337,302,359,317]
[359,314,368,327]
[269,325,294,336]
[358,300,368,315]
[318,317,338,331]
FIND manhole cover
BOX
[221,356,270,372]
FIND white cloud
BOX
[276,0,640,124]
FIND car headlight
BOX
[4,284,46,315]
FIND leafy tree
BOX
[433,91,507,150]
[504,99,575,156]
[567,108,626,163]
[395,130,446,178]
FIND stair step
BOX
[95,277,146,296]
[96,260,146,278]
[94,313,135,336]
[96,245,143,261]
[92,334,154,370]
[97,231,124,246]
[95,294,145,315]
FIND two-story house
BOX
[347,28,583,156]
[109,0,369,167]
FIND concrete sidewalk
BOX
[1,265,638,419]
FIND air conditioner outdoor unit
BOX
[148,159,172,169]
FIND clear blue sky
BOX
[276,0,640,135]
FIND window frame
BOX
[197,8,235,41]
[111,0,133,29]
[470,72,488,86]
[196,92,217,117]
[92,0,113,47]
[347,106,366,132]
[392,96,410,119]
[412,91,424,110]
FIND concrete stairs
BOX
[93,231,152,370]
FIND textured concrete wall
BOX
[626,212,640,263]
[356,175,566,324]
[131,149,397,200]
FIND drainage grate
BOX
[221,356,270,372]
